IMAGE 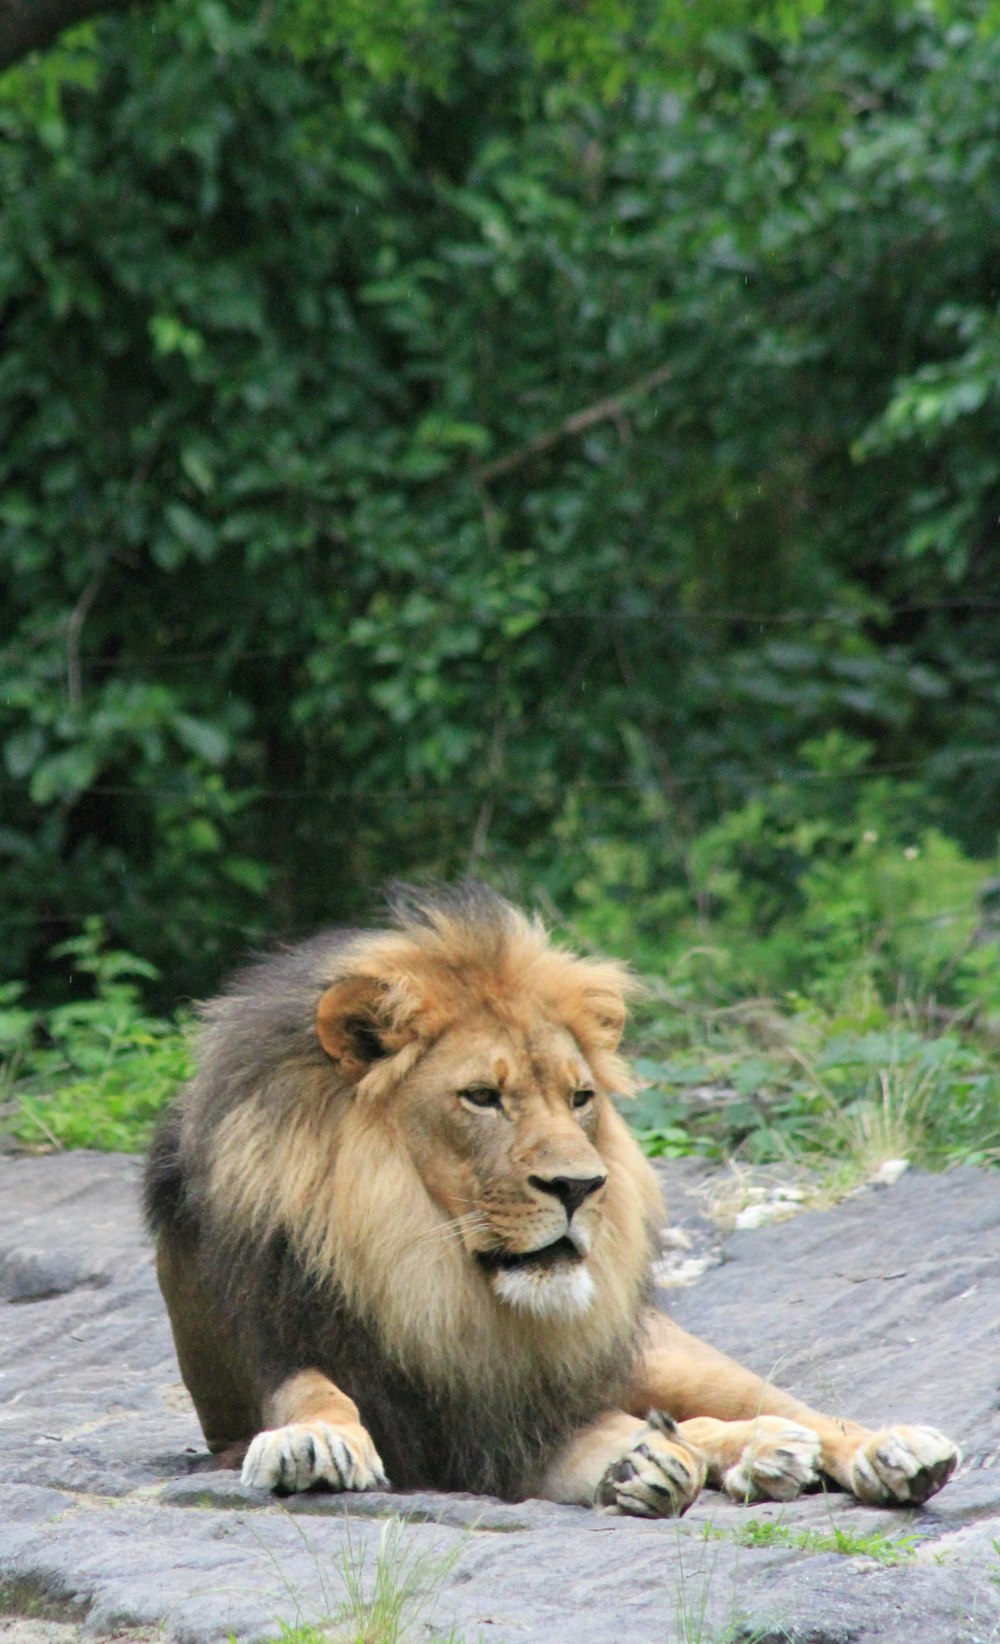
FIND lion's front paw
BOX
[722,1417,822,1504]
[595,1411,706,1519]
[848,1425,959,1507]
[240,1420,388,1495]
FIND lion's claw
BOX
[849,1425,959,1506]
[723,1417,822,1503]
[241,1420,388,1495]
[596,1414,706,1518]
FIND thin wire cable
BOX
[6,595,1000,671]
[3,747,1000,802]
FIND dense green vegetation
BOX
[3,916,997,1171]
[0,924,193,1150]
[1,0,998,1164]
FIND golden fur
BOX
[189,891,659,1394]
[146,883,960,1511]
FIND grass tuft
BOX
[246,1516,471,1644]
[707,1514,922,1567]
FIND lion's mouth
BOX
[475,1235,582,1276]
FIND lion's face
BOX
[308,905,655,1327]
[203,892,661,1387]
[199,900,661,1387]
[389,1012,612,1319]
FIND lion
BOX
[145,883,959,1515]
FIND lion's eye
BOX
[459,1086,503,1110]
[572,1088,596,1110]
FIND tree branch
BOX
[474,361,675,485]
[65,570,103,709]
[0,0,147,72]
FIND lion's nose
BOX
[528,1173,607,1219]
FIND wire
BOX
[4,597,1000,675]
[0,901,985,937]
[3,747,1000,803]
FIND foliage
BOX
[629,1000,1000,1174]
[567,734,1000,1010]
[606,774,1000,1174]
[2,0,1000,1012]
[0,922,192,1150]
[3,900,997,1172]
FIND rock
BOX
[662,1164,1000,1447]
[870,1158,910,1187]
[0,1152,997,1644]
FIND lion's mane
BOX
[145,883,663,1498]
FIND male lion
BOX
[145,883,958,1515]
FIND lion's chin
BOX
[490,1261,596,1321]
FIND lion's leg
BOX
[156,1227,255,1454]
[625,1312,959,1507]
[240,1369,388,1495]
[539,1408,706,1517]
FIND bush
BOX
[0,921,192,1150]
[2,1,1000,1006]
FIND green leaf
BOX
[29,746,99,803]
[173,714,230,765]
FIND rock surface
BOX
[0,1152,998,1644]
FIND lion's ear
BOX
[316,976,401,1084]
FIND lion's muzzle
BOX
[475,1233,583,1277]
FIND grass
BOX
[243,1514,471,1644]
[666,1512,926,1644]
[671,1525,768,1644]
[0,1576,85,1623]
[318,1516,467,1644]
[723,1516,922,1567]
[1,922,998,1173]
[670,1522,805,1644]
[0,922,194,1152]
[278,1624,468,1644]
[627,979,1000,1181]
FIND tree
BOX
[2,0,999,1002]
[0,0,141,71]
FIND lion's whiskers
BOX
[417,1210,491,1248]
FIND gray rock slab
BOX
[1,1153,998,1644]
[0,1154,202,1497]
[662,1164,1000,1456]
